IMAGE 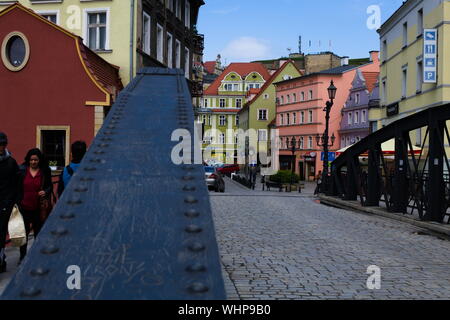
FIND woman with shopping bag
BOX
[17,148,52,263]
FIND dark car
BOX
[204,166,225,192]
[217,164,240,176]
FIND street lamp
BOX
[316,80,337,194]
[289,136,300,192]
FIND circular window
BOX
[1,32,30,72]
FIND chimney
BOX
[341,56,349,66]
[369,50,379,63]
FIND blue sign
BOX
[424,29,438,84]
[425,71,436,82]
[425,45,436,54]
[425,30,436,40]
[321,152,336,162]
[425,58,436,67]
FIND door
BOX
[299,161,305,181]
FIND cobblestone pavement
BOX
[210,177,450,300]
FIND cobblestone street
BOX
[211,178,450,300]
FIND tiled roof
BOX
[204,62,270,96]
[203,61,216,74]
[317,65,359,74]
[362,72,379,93]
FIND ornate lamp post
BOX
[315,80,337,194]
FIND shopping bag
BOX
[8,205,26,247]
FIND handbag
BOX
[39,169,54,222]
[8,205,27,247]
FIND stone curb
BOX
[319,195,450,237]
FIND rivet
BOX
[187,282,209,294]
[184,196,198,204]
[100,138,112,142]
[60,212,75,220]
[51,227,68,236]
[182,175,195,181]
[186,263,207,273]
[103,131,115,136]
[188,242,205,252]
[185,209,200,218]
[74,187,88,192]
[41,245,59,255]
[185,225,202,233]
[107,125,116,129]
[67,199,82,205]
[98,144,109,148]
[84,167,97,172]
[30,268,50,277]
[183,186,196,192]
[80,177,94,182]
[20,287,42,297]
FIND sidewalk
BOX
[319,195,450,238]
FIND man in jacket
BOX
[0,132,19,273]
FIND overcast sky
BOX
[198,0,405,63]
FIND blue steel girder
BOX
[1,68,226,300]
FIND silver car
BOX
[204,166,225,192]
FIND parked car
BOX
[204,166,225,192]
[217,164,240,176]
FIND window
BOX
[203,99,208,108]
[233,84,239,91]
[258,130,267,142]
[224,84,232,91]
[301,92,305,101]
[41,130,67,167]
[39,13,58,24]
[280,114,284,125]
[300,137,304,149]
[415,128,422,147]
[287,95,291,104]
[341,137,345,148]
[219,99,226,108]
[382,79,387,103]
[370,121,378,133]
[286,113,290,125]
[308,136,313,149]
[300,111,305,123]
[417,61,423,92]
[236,99,242,108]
[175,0,181,18]
[403,22,408,47]
[264,94,269,100]
[87,11,108,50]
[167,32,173,67]
[382,40,387,61]
[258,109,268,121]
[346,137,350,146]
[235,115,240,126]
[219,133,225,144]
[157,24,164,62]
[185,0,191,28]
[418,9,423,37]
[293,93,297,102]
[175,40,181,68]
[207,115,211,126]
[184,48,190,78]
[167,0,174,11]
[1,32,30,71]
[362,110,366,123]
[348,112,352,125]
[355,93,360,104]
[309,90,313,100]
[355,111,359,124]
[281,96,284,105]
[142,12,151,55]
[219,115,226,126]
[293,112,297,124]
[309,110,313,123]
[402,67,407,98]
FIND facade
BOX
[339,70,379,149]
[238,61,302,165]
[0,0,205,86]
[372,0,450,139]
[274,51,379,181]
[0,4,122,166]
[197,63,271,164]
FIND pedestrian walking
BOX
[57,141,86,197]
[17,148,52,263]
[314,170,322,195]
[0,132,19,273]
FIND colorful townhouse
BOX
[238,60,302,165]
[371,0,450,147]
[274,51,379,181]
[339,70,379,149]
[0,4,122,167]
[197,63,271,164]
[0,0,205,87]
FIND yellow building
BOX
[372,0,450,146]
[0,0,204,85]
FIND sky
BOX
[197,0,405,64]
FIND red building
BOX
[0,4,122,168]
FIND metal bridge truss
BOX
[330,103,450,224]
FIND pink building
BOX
[274,51,379,181]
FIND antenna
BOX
[299,36,302,54]
[287,48,292,55]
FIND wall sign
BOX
[423,29,437,83]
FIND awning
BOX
[336,139,422,157]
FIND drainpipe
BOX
[130,0,135,82]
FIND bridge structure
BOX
[329,103,450,224]
[1,68,226,300]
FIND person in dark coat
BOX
[0,132,19,273]
[17,148,52,263]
